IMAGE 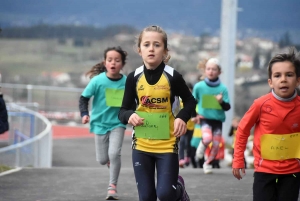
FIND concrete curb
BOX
[0,167,22,177]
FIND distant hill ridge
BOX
[0,0,300,41]
[0,24,137,39]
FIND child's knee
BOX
[157,189,176,201]
[109,151,121,160]
[202,127,212,143]
[98,159,108,165]
[202,132,213,145]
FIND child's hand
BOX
[232,168,246,180]
[191,115,203,124]
[173,118,187,137]
[128,113,144,126]
[191,117,198,123]
[82,115,90,124]
[215,93,223,103]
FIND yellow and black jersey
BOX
[119,62,196,154]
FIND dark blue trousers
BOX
[132,149,181,201]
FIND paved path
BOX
[0,131,255,201]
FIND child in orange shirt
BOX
[232,47,300,201]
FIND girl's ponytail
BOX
[85,62,106,79]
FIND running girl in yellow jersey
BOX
[118,25,196,201]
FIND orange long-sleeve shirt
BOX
[233,93,300,174]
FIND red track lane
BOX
[52,125,93,139]
[0,132,9,141]
[52,125,132,139]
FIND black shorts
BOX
[253,171,300,201]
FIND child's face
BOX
[205,62,221,80]
[138,31,167,69]
[268,61,300,98]
[105,50,123,78]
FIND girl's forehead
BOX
[205,63,219,69]
[106,50,121,57]
[141,31,164,42]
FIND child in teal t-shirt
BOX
[79,46,127,200]
[192,58,231,174]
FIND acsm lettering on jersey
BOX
[140,96,168,109]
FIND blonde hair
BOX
[136,25,171,63]
[197,58,208,80]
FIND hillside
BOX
[0,38,143,86]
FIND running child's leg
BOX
[205,125,222,165]
[108,127,125,185]
[184,129,193,166]
[95,133,109,165]
[95,132,117,199]
[179,135,186,167]
[132,150,157,201]
[196,124,212,159]
[276,173,300,201]
[155,153,190,201]
[190,147,197,168]
[205,132,221,164]
[156,153,179,201]
[253,172,277,201]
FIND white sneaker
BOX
[203,163,213,174]
[196,141,206,159]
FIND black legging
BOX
[132,149,181,201]
[179,129,193,160]
[190,147,205,168]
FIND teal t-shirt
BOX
[192,80,229,122]
[82,72,126,134]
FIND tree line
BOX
[0,24,138,39]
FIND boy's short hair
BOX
[268,47,300,79]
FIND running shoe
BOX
[203,163,213,174]
[106,184,118,200]
[179,159,185,168]
[184,157,190,167]
[177,175,190,201]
